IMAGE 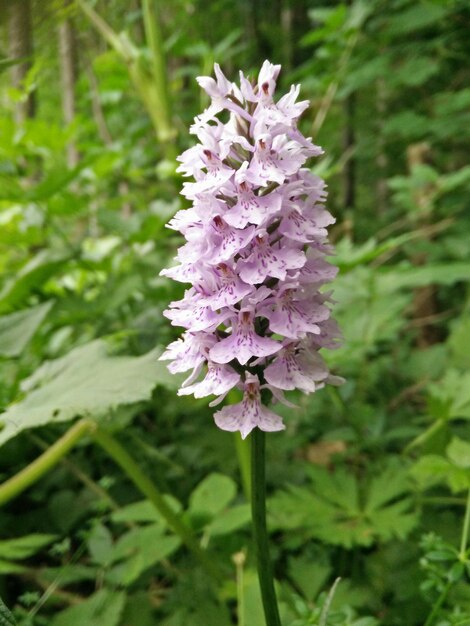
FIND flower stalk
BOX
[251,429,281,626]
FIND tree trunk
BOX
[8,0,35,123]
[58,4,79,167]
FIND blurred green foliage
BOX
[0,0,469,624]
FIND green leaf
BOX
[205,504,251,536]
[188,473,237,520]
[88,523,114,567]
[270,464,416,548]
[386,3,448,35]
[412,442,470,494]
[0,340,175,447]
[0,534,57,561]
[379,263,470,292]
[110,495,181,526]
[107,525,181,585]
[428,370,470,421]
[0,560,27,575]
[0,596,17,626]
[0,301,53,358]
[51,589,126,626]
[447,437,470,469]
[0,251,68,314]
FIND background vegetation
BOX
[0,0,469,624]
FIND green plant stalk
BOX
[251,429,281,626]
[0,420,220,580]
[141,0,175,144]
[235,432,251,501]
[90,427,221,579]
[0,419,95,506]
[404,418,446,455]
[459,487,470,560]
[423,580,452,626]
[78,1,177,151]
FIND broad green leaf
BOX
[205,504,251,536]
[188,473,237,520]
[106,525,181,585]
[288,556,332,602]
[0,301,53,358]
[386,3,448,35]
[447,437,470,469]
[51,589,126,626]
[88,523,114,567]
[0,596,16,626]
[0,534,57,560]
[110,495,181,526]
[0,340,176,447]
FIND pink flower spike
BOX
[160,61,342,435]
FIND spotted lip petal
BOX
[209,310,281,366]
[178,362,240,399]
[264,345,329,393]
[214,374,285,439]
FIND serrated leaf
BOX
[270,463,416,548]
[428,370,470,421]
[0,340,175,447]
[0,301,53,358]
[365,465,411,513]
[0,596,17,626]
[305,466,360,513]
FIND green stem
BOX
[141,0,175,144]
[235,432,251,501]
[423,580,452,626]
[0,420,220,580]
[459,487,470,560]
[404,419,446,455]
[251,429,281,626]
[0,419,95,506]
[90,428,220,579]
